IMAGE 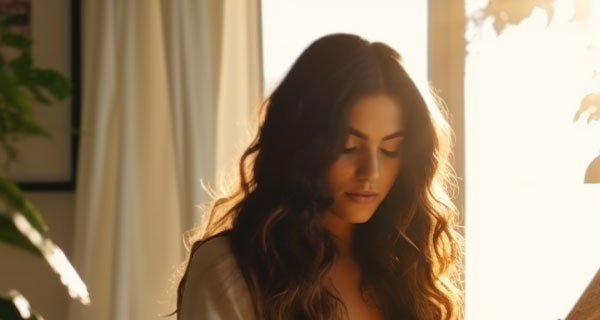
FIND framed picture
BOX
[0,0,81,191]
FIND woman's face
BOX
[324,94,405,225]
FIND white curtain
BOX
[159,0,263,230]
[68,0,262,319]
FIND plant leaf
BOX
[29,69,71,100]
[0,69,32,116]
[9,52,33,84]
[0,296,24,320]
[0,104,49,138]
[574,92,600,124]
[0,138,18,168]
[14,117,51,138]
[0,292,44,320]
[25,85,51,105]
[4,213,91,306]
[0,177,48,235]
[0,213,42,257]
[482,0,557,35]
[0,33,31,50]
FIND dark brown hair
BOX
[173,33,464,320]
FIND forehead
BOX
[346,94,404,135]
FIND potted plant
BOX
[0,14,89,319]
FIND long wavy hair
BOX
[174,33,464,320]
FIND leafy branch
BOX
[0,14,71,168]
[0,14,88,319]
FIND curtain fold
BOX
[69,0,262,319]
[160,0,262,232]
[160,0,222,232]
[214,0,263,183]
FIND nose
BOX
[356,148,380,181]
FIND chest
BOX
[329,260,384,320]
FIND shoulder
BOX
[179,233,255,320]
[189,234,236,272]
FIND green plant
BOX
[0,14,70,167]
[0,14,88,320]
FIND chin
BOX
[351,216,373,224]
[338,206,377,224]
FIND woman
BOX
[174,33,464,320]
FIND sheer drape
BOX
[68,0,262,319]
[160,0,262,231]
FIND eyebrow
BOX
[348,127,405,141]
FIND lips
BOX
[345,191,379,204]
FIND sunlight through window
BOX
[465,0,600,319]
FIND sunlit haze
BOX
[465,0,600,319]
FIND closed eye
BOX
[381,147,401,157]
[342,146,401,156]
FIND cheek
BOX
[325,159,355,192]
[381,159,402,191]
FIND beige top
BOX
[179,235,255,320]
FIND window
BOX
[465,0,600,319]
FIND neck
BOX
[322,211,356,259]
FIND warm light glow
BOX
[12,212,91,305]
[9,290,32,319]
[590,0,600,41]
[466,0,600,319]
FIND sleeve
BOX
[178,237,255,320]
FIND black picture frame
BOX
[15,0,81,192]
